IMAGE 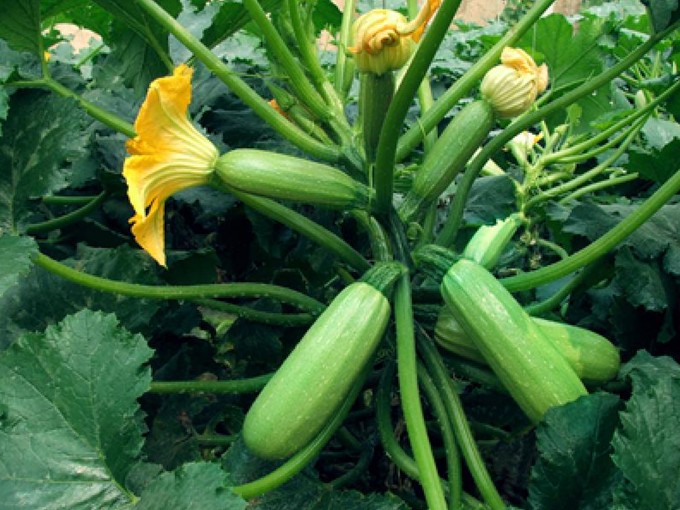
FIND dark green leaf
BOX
[0,235,37,297]
[558,201,680,262]
[0,309,152,508]
[612,351,680,510]
[642,0,680,32]
[136,462,246,510]
[170,0,219,63]
[201,0,282,50]
[312,0,343,33]
[0,90,89,234]
[0,0,41,55]
[527,393,622,510]
[627,138,680,183]
[462,175,517,225]
[0,86,7,137]
[613,247,670,312]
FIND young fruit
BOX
[242,282,391,459]
[434,306,620,384]
[440,259,588,423]
[215,149,371,210]
[398,100,495,223]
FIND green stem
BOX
[286,0,341,111]
[526,119,644,210]
[417,334,506,510]
[42,195,101,205]
[436,31,667,247]
[394,276,447,510]
[149,375,272,394]
[373,0,464,216]
[396,0,557,161]
[133,0,341,163]
[535,238,569,260]
[327,445,374,489]
[523,260,605,316]
[196,434,238,446]
[243,0,328,120]
[558,172,639,204]
[193,298,315,326]
[229,189,371,272]
[502,166,680,292]
[334,0,357,99]
[26,192,108,234]
[417,362,463,510]
[231,366,369,499]
[33,252,326,312]
[45,78,136,137]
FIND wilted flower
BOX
[123,64,218,266]
[480,47,549,118]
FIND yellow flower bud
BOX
[349,9,415,75]
[480,47,549,118]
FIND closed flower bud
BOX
[480,47,549,118]
[350,9,415,75]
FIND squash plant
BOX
[1,0,680,508]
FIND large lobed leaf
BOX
[0,235,37,298]
[527,393,622,510]
[0,0,41,55]
[0,90,89,234]
[612,351,680,510]
[0,310,153,509]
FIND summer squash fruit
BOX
[398,100,495,223]
[215,148,372,210]
[434,307,620,384]
[440,259,588,423]
[242,282,391,459]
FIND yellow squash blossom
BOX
[123,64,218,267]
[349,0,441,75]
[480,47,549,118]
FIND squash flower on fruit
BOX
[349,0,441,75]
[123,64,218,267]
[480,47,549,118]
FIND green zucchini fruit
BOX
[215,149,371,210]
[398,99,495,223]
[242,282,391,459]
[440,259,588,423]
[435,306,620,384]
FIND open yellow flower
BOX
[123,64,218,267]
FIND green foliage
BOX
[611,351,680,510]
[0,310,152,508]
[0,0,679,508]
[0,91,89,234]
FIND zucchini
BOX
[215,149,371,210]
[462,213,523,270]
[440,259,587,423]
[398,100,495,223]
[242,282,391,459]
[435,307,620,384]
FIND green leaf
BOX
[0,86,7,137]
[0,90,89,234]
[136,462,246,510]
[170,0,219,63]
[0,235,37,298]
[201,0,282,50]
[0,0,41,55]
[527,393,622,510]
[0,309,153,508]
[613,248,670,312]
[518,14,605,91]
[642,0,680,32]
[612,351,680,510]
